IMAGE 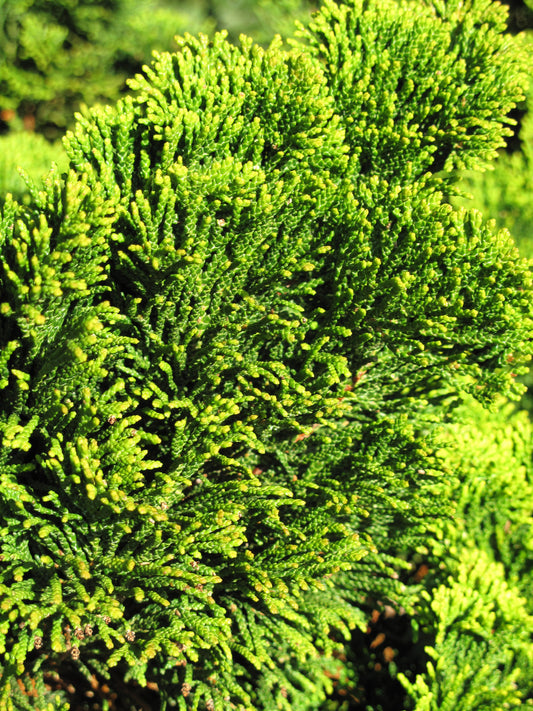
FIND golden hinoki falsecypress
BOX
[0,0,532,708]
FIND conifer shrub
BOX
[0,0,532,708]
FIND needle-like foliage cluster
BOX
[0,0,532,708]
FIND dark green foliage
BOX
[502,0,533,32]
[320,399,533,711]
[0,0,532,708]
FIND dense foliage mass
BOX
[0,0,532,709]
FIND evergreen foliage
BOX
[399,399,533,709]
[0,0,532,708]
[454,30,533,410]
[456,70,533,259]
